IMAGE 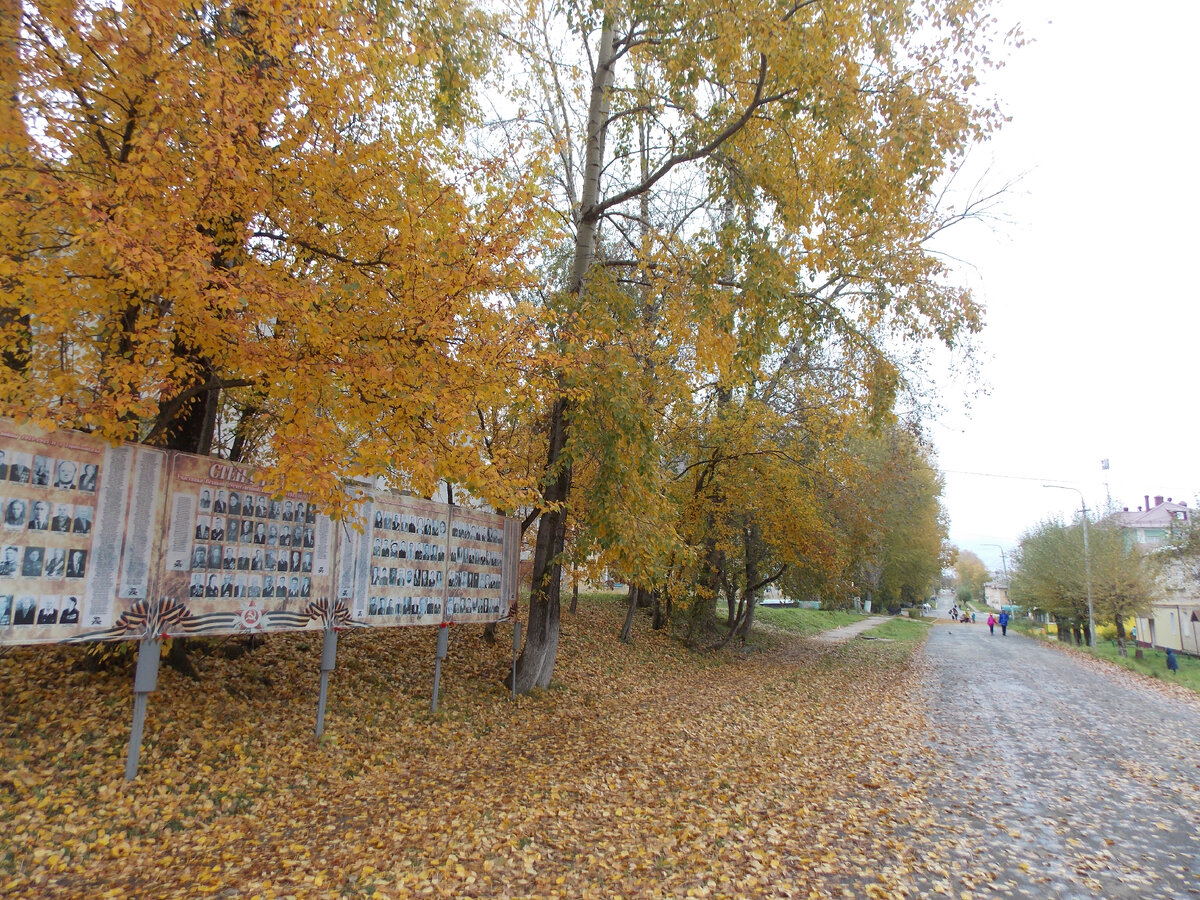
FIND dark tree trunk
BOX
[153,357,220,677]
[735,523,762,643]
[1,0,31,376]
[651,587,664,630]
[228,401,261,463]
[509,396,571,692]
[570,577,579,615]
[1115,614,1128,657]
[165,637,200,680]
[620,584,638,643]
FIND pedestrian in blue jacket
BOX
[998,610,1010,636]
[1167,648,1179,672]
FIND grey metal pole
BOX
[1043,484,1097,648]
[511,622,522,701]
[431,624,449,713]
[125,637,162,781]
[1080,504,1096,648]
[315,628,338,738]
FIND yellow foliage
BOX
[1,0,547,514]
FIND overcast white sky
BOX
[931,0,1200,574]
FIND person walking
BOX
[987,613,996,635]
[1167,648,1179,673]
[998,610,1010,637]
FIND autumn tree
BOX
[0,0,540,513]
[1084,522,1159,645]
[1008,518,1094,643]
[502,0,1007,691]
[1006,517,1158,646]
[832,424,948,612]
[954,549,989,602]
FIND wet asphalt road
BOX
[916,622,1200,898]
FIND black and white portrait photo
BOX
[65,549,86,579]
[31,455,51,486]
[4,497,27,528]
[43,547,65,578]
[59,595,79,624]
[53,459,78,490]
[51,503,72,533]
[27,500,50,531]
[13,594,36,625]
[78,463,98,493]
[21,546,44,577]
[0,544,18,576]
[7,452,31,485]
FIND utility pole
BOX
[1043,484,1096,648]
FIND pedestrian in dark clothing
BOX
[1167,648,1179,672]
[998,610,1010,636]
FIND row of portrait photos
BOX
[373,511,446,536]
[365,596,442,617]
[370,566,443,589]
[194,517,315,548]
[4,498,94,534]
[191,544,312,574]
[0,545,87,580]
[189,573,313,599]
[370,514,505,547]
[446,596,505,617]
[450,521,505,544]
[198,490,318,524]
[0,452,99,492]
[361,595,504,618]
[0,593,81,626]
[369,541,502,568]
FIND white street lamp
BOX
[983,543,1012,615]
[1043,484,1096,648]
[982,543,1009,578]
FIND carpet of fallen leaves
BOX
[1,600,942,898]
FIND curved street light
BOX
[982,543,1012,615]
[1043,484,1096,648]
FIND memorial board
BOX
[152,452,341,637]
[0,419,166,645]
[445,506,517,623]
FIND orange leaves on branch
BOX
[1,0,546,514]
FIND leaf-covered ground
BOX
[1,599,941,898]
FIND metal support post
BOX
[315,628,339,738]
[511,622,522,701]
[125,637,161,781]
[431,623,449,713]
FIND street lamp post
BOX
[1043,484,1096,648]
[983,543,1009,578]
[983,543,1011,614]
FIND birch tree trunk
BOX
[511,18,617,693]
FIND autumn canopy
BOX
[1,0,1010,688]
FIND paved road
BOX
[917,623,1200,898]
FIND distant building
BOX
[1117,495,1198,653]
[983,576,1010,610]
[1111,494,1190,549]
